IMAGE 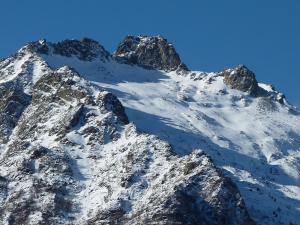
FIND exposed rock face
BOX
[0,82,31,144]
[0,50,255,224]
[114,35,188,72]
[27,38,110,61]
[220,65,259,95]
[96,91,129,124]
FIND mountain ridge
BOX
[0,36,299,225]
[20,36,291,104]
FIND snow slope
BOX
[41,47,300,225]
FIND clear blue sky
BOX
[1,0,299,106]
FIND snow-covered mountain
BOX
[0,36,299,225]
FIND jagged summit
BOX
[25,38,110,61]
[114,35,188,72]
[20,35,188,72]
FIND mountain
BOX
[0,36,299,225]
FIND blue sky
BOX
[1,0,299,106]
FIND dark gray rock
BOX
[28,38,110,61]
[96,91,129,124]
[220,65,259,95]
[0,82,31,144]
[114,35,188,72]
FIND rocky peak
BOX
[26,38,110,61]
[114,35,188,72]
[220,65,259,95]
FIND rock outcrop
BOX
[220,65,259,95]
[0,82,31,144]
[27,38,110,61]
[114,35,188,72]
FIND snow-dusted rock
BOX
[114,35,188,72]
[0,36,299,225]
[27,38,110,62]
[0,82,31,144]
[220,65,259,95]
[0,56,254,225]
